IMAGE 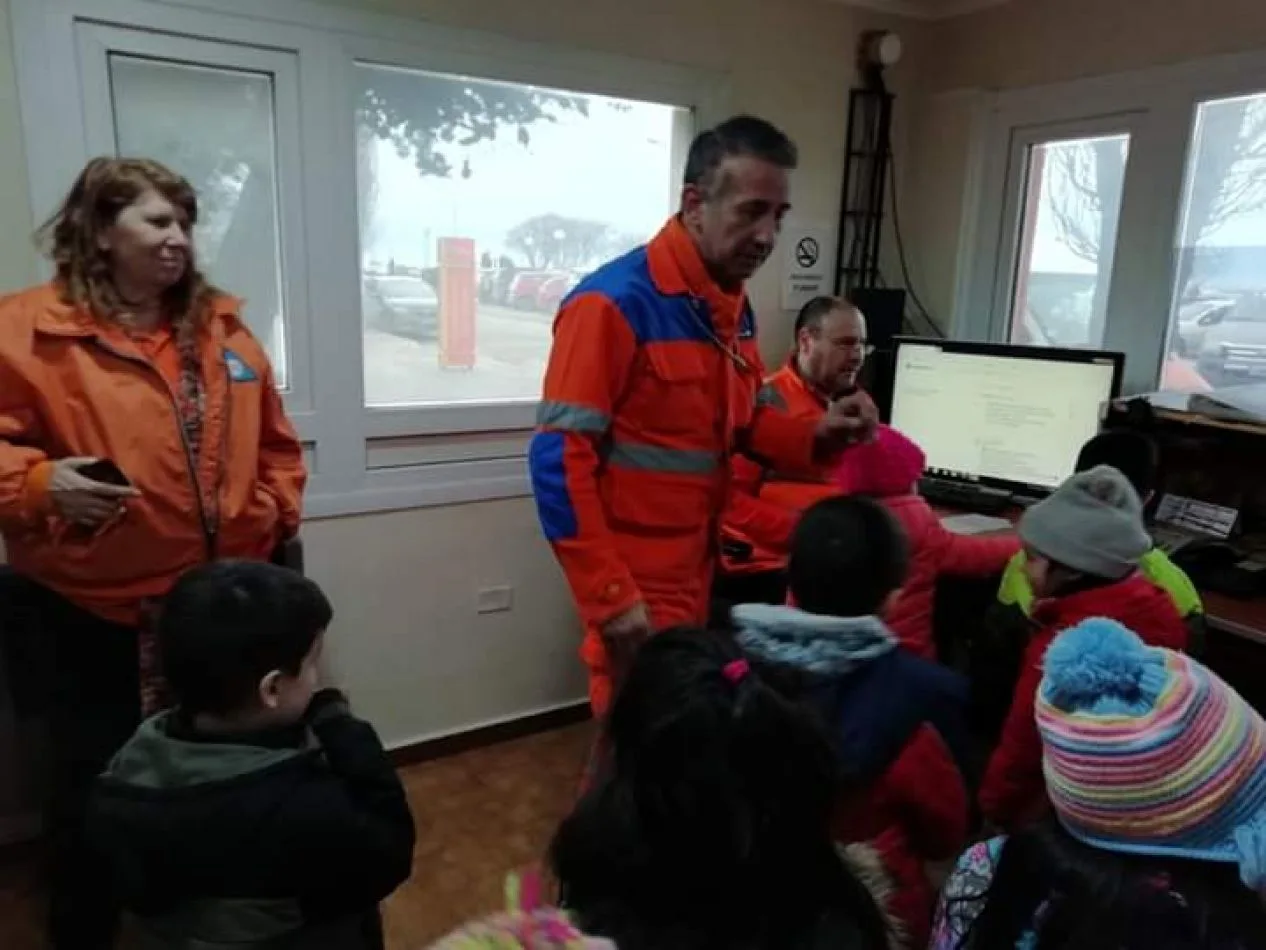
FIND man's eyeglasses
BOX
[829,337,874,357]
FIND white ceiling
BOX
[834,0,1012,20]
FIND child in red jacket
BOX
[978,465,1190,830]
[834,425,1021,660]
[730,495,971,947]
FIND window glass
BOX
[355,64,686,408]
[1008,134,1131,350]
[1162,93,1266,393]
[111,55,289,386]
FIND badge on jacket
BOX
[224,349,259,383]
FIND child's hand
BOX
[305,687,350,724]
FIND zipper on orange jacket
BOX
[90,337,218,561]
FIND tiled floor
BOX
[0,723,594,950]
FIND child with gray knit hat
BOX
[978,464,1191,831]
[1019,464,1152,588]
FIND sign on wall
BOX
[781,221,833,312]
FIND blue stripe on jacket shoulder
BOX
[528,431,578,542]
[563,246,711,345]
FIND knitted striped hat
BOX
[1037,618,1266,894]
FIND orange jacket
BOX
[528,219,821,635]
[0,283,306,624]
[720,362,840,575]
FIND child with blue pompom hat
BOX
[977,465,1190,829]
[932,618,1266,950]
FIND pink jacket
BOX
[880,495,1021,659]
[835,426,1021,658]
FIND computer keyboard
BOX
[918,477,1014,514]
[1151,523,1199,555]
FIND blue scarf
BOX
[730,603,896,676]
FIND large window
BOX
[1163,93,1266,393]
[12,0,708,515]
[1008,135,1130,350]
[960,56,1266,397]
[110,55,290,387]
[354,66,683,409]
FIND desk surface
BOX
[1202,592,1266,646]
[932,504,1266,648]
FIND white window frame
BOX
[75,23,315,421]
[956,49,1266,396]
[10,0,724,518]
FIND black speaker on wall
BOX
[848,287,905,421]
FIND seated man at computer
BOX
[714,296,868,608]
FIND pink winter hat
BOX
[833,424,926,497]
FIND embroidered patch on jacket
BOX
[224,349,259,383]
[738,305,756,339]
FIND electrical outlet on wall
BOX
[475,586,514,614]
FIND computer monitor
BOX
[886,337,1125,496]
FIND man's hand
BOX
[601,601,653,688]
[48,457,139,527]
[814,389,879,454]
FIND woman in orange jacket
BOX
[0,157,305,949]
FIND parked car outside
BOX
[1173,295,1236,357]
[362,274,439,341]
[507,271,554,310]
[536,273,581,313]
[1196,295,1266,387]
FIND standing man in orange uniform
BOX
[528,116,876,716]
[716,296,870,607]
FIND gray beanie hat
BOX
[1019,465,1151,579]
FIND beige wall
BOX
[904,0,1266,331]
[927,0,1266,91]
[0,0,921,748]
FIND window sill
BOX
[304,456,531,520]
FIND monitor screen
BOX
[888,339,1124,493]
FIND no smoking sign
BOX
[782,224,830,311]
[795,237,820,269]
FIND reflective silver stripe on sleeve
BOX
[607,442,719,474]
[536,400,611,432]
[755,384,787,410]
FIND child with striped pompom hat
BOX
[932,617,1266,950]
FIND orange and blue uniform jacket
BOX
[528,218,823,715]
[720,361,841,577]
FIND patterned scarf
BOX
[172,317,206,464]
[138,316,207,716]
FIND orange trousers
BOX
[580,586,712,717]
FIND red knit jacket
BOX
[834,427,1021,659]
[978,574,1190,829]
[833,723,968,948]
[881,495,1022,659]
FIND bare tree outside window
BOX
[1161,95,1266,392]
[1008,134,1130,349]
